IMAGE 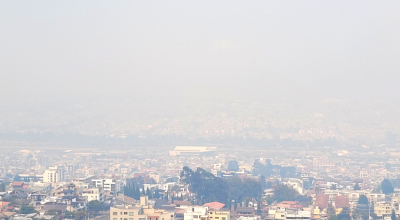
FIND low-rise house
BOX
[0,211,15,220]
[208,209,230,220]
[110,205,148,220]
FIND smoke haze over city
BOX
[3,2,400,220]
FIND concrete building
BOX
[286,211,311,220]
[169,146,216,157]
[82,187,104,202]
[93,179,122,194]
[183,206,209,220]
[208,209,230,220]
[43,166,65,183]
[374,202,392,217]
[110,205,148,220]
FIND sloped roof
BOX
[0,211,15,218]
[315,194,329,209]
[203,201,225,210]
[335,195,349,208]
[12,182,24,186]
[0,201,10,208]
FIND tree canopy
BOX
[180,166,262,205]
[252,159,296,178]
[228,161,239,172]
[381,179,394,194]
[354,183,361,190]
[87,200,104,212]
[337,207,351,220]
[357,195,369,205]
[273,184,299,202]
[391,209,396,220]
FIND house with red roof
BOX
[11,182,25,189]
[0,201,10,212]
[203,202,225,210]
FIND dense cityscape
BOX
[1,142,400,220]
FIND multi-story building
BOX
[83,187,104,202]
[43,166,65,183]
[93,179,122,194]
[286,211,311,220]
[367,193,386,204]
[374,202,392,217]
[208,209,230,220]
[183,206,209,220]
[110,205,147,220]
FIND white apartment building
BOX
[93,179,122,193]
[183,206,209,220]
[83,187,105,202]
[286,211,311,220]
[43,166,65,183]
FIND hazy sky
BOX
[1,1,400,103]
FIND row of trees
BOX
[124,181,160,200]
[252,159,296,178]
[180,166,262,206]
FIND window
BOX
[215,217,219,219]
[210,212,213,214]
[129,212,134,216]
[113,219,117,220]
[139,218,146,220]
[113,212,118,215]
[129,219,133,220]
[124,218,128,220]
[125,212,128,215]
[222,218,226,220]
[281,215,285,217]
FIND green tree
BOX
[328,214,338,220]
[64,211,74,219]
[381,179,395,194]
[154,189,160,199]
[14,175,21,182]
[358,195,369,205]
[146,187,153,199]
[337,207,351,220]
[87,200,103,212]
[0,183,5,191]
[135,187,141,200]
[20,205,36,214]
[354,183,361,190]
[74,211,87,220]
[228,161,239,172]
[180,166,262,203]
[392,209,396,220]
[273,184,298,202]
